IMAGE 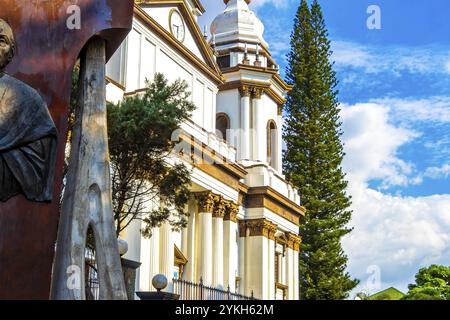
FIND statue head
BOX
[0,19,16,72]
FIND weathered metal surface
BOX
[0,0,134,299]
[0,19,58,203]
[50,37,127,300]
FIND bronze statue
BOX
[0,19,57,202]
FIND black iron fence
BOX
[173,278,255,300]
[85,247,99,300]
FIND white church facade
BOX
[105,0,305,300]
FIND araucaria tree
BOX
[107,73,195,238]
[283,0,359,299]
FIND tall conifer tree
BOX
[283,0,359,300]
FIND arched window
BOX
[267,120,277,167]
[216,113,230,142]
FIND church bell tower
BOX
[211,0,291,173]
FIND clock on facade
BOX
[169,10,185,42]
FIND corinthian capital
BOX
[240,218,277,239]
[286,232,302,251]
[195,191,215,213]
[239,85,252,97]
[224,201,239,222]
[252,87,264,99]
[212,195,227,218]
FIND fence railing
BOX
[173,278,255,300]
[85,247,99,300]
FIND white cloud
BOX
[424,164,450,180]
[341,102,420,189]
[374,96,450,124]
[251,0,293,9]
[341,96,450,189]
[343,189,450,295]
[340,101,450,296]
[332,41,450,76]
[445,53,450,73]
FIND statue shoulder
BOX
[1,74,47,107]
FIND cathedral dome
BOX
[211,0,267,47]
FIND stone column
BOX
[293,250,299,300]
[288,233,301,300]
[252,88,266,162]
[286,244,294,300]
[281,248,287,285]
[195,192,214,286]
[223,201,239,292]
[148,227,160,283]
[138,235,151,291]
[183,199,196,281]
[239,86,251,160]
[212,195,226,289]
[268,228,277,300]
[240,219,277,299]
[159,222,174,292]
[238,221,247,295]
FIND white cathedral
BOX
[105,0,305,300]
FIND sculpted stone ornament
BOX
[0,19,57,202]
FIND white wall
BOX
[141,37,157,86]
[122,20,218,134]
[126,28,142,92]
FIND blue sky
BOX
[200,0,450,296]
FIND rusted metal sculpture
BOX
[0,0,134,300]
[0,19,57,203]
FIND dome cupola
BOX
[211,0,267,48]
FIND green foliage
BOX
[402,265,450,300]
[283,0,359,300]
[355,292,369,300]
[107,73,195,237]
[62,63,80,204]
[367,287,405,300]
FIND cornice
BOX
[137,0,206,16]
[221,64,292,93]
[191,0,206,13]
[248,186,306,216]
[215,38,270,55]
[222,64,277,76]
[274,74,293,92]
[219,79,287,105]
